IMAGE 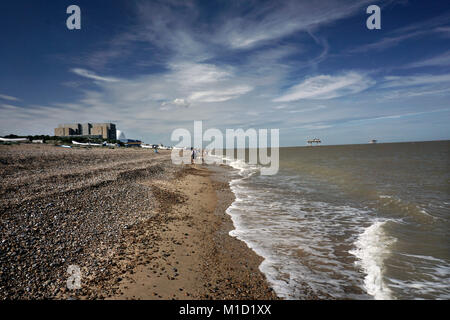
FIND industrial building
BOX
[54,123,117,140]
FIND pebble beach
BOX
[0,144,277,300]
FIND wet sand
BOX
[110,165,277,299]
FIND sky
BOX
[0,0,449,146]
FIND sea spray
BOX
[349,221,396,300]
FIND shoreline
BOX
[108,164,278,300]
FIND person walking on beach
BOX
[191,147,195,164]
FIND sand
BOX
[0,144,277,300]
[110,165,277,299]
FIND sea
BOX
[215,140,450,300]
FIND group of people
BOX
[190,147,208,164]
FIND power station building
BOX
[54,123,117,140]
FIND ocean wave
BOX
[224,157,372,299]
[376,194,437,224]
[349,220,396,300]
[216,153,447,300]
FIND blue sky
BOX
[0,0,449,146]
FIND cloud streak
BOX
[0,94,21,101]
[382,74,450,88]
[216,0,374,49]
[71,68,121,82]
[188,86,253,103]
[407,51,450,68]
[349,13,450,53]
[274,72,374,102]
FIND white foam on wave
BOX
[220,156,293,297]
[222,156,373,299]
[349,220,396,300]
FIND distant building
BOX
[82,123,92,136]
[54,123,81,137]
[91,123,117,140]
[54,123,117,140]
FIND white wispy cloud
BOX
[284,107,450,132]
[104,61,254,106]
[287,105,327,113]
[299,124,333,130]
[217,0,374,49]
[71,68,120,82]
[434,26,450,37]
[81,0,374,70]
[381,88,450,100]
[350,30,426,53]
[347,108,450,123]
[188,86,253,103]
[350,13,450,53]
[168,62,232,85]
[0,94,21,101]
[46,0,380,140]
[274,72,374,102]
[1,104,20,109]
[407,50,450,68]
[377,73,450,100]
[160,98,190,110]
[382,74,450,88]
